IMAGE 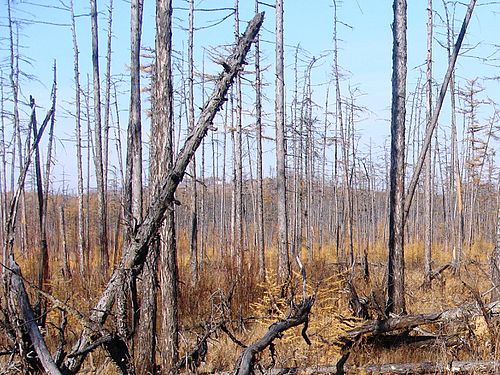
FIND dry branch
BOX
[62,12,265,374]
[235,296,315,375]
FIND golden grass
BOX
[1,236,497,373]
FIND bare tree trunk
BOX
[255,0,265,280]
[442,0,464,273]
[103,0,114,193]
[123,0,151,373]
[403,0,477,220]
[386,0,407,316]
[62,14,263,372]
[423,0,433,289]
[333,0,353,266]
[318,88,329,255]
[70,0,86,276]
[490,176,500,301]
[59,206,70,278]
[188,0,199,286]
[0,77,6,273]
[90,0,109,272]
[31,96,50,325]
[155,0,178,372]
[275,0,290,282]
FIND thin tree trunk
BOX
[423,0,433,288]
[31,96,50,326]
[90,0,109,272]
[234,0,244,274]
[403,0,477,220]
[59,206,70,278]
[255,0,265,279]
[188,0,198,286]
[386,0,407,316]
[275,0,290,282]
[103,0,114,193]
[70,0,86,275]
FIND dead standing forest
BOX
[1,0,500,374]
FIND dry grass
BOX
[1,237,498,373]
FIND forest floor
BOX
[2,239,499,374]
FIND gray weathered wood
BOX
[235,297,314,375]
[8,256,62,375]
[62,12,265,374]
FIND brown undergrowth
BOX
[0,238,497,373]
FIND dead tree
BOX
[386,0,407,316]
[423,0,433,289]
[89,0,109,272]
[61,11,265,375]
[254,0,265,280]
[69,0,86,275]
[275,0,290,283]
[188,0,199,286]
[7,257,61,375]
[403,0,477,220]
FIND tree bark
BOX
[255,0,265,279]
[423,0,433,288]
[275,0,290,283]
[90,0,109,272]
[69,0,86,275]
[7,256,62,375]
[61,14,264,373]
[153,0,178,372]
[188,0,199,286]
[386,0,407,316]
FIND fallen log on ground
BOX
[215,360,500,374]
[342,300,500,342]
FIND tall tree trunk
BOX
[188,0,198,286]
[31,96,50,325]
[490,176,500,301]
[90,0,109,272]
[70,0,86,275]
[124,0,152,373]
[155,0,178,372]
[103,0,114,194]
[0,76,6,272]
[443,0,465,273]
[423,0,433,288]
[275,0,290,282]
[234,0,244,275]
[62,13,263,372]
[333,0,353,266]
[386,0,407,316]
[255,0,265,280]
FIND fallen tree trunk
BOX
[343,300,500,342]
[61,12,265,374]
[7,256,61,375]
[216,360,500,374]
[235,296,315,375]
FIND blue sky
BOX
[1,0,499,191]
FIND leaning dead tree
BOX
[58,12,265,374]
